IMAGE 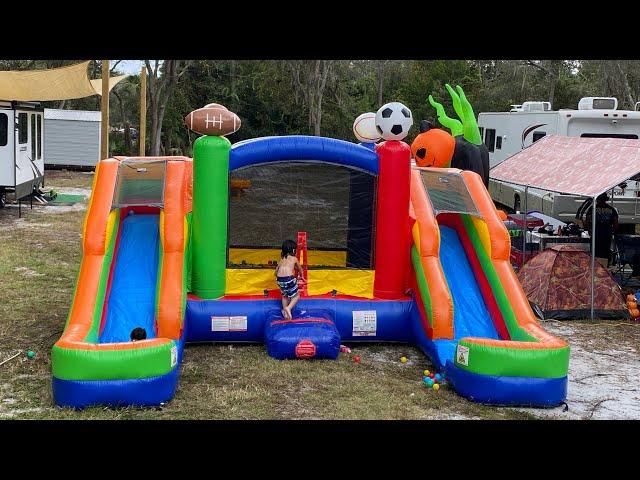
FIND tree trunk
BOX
[230,60,237,111]
[616,61,635,109]
[145,60,193,156]
[547,60,562,107]
[377,60,384,106]
[113,89,131,155]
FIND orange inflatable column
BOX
[373,140,411,299]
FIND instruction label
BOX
[352,310,377,337]
[456,345,469,366]
[170,346,178,367]
[229,316,248,331]
[211,316,248,332]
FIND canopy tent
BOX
[491,135,640,197]
[491,134,640,320]
[0,61,126,101]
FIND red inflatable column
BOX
[373,140,411,299]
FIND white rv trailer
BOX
[479,97,640,232]
[0,101,45,208]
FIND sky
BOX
[114,60,144,75]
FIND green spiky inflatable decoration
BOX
[428,84,482,146]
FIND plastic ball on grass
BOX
[354,355,361,364]
[400,356,407,363]
[435,373,442,381]
[26,350,36,359]
[433,383,440,391]
[423,369,430,376]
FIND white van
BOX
[479,97,640,231]
[0,101,45,208]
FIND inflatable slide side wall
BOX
[51,157,192,408]
[410,167,570,405]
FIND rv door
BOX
[14,111,43,200]
[0,110,12,206]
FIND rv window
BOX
[31,114,36,158]
[496,136,502,149]
[36,115,42,159]
[18,113,27,144]
[479,127,484,139]
[580,133,639,140]
[484,128,496,153]
[0,113,7,147]
[533,132,546,142]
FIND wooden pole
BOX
[100,60,110,160]
[139,65,147,156]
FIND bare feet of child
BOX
[285,306,292,320]
[281,308,287,319]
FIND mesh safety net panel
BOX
[419,168,479,216]
[112,159,166,208]
[228,162,376,269]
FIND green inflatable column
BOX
[192,135,230,299]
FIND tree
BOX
[287,60,335,135]
[145,60,194,155]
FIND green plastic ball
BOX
[27,350,35,359]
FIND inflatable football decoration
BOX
[185,103,241,137]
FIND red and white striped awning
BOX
[490,135,640,197]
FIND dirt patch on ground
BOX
[519,320,640,420]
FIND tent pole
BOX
[524,185,529,274]
[100,60,110,160]
[139,65,147,156]
[591,195,596,321]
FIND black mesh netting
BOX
[228,162,376,269]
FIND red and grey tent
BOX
[517,245,628,320]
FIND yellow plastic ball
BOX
[433,384,440,391]
[400,356,407,363]
[423,370,430,376]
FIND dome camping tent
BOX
[517,244,628,320]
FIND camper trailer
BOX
[479,97,640,230]
[0,101,45,208]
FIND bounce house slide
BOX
[98,214,160,343]
[51,157,192,408]
[410,168,570,406]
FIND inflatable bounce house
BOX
[51,89,570,409]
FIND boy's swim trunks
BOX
[277,275,299,298]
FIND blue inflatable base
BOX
[265,316,341,360]
[52,337,186,409]
[52,367,180,409]
[444,361,568,407]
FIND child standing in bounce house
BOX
[275,239,304,319]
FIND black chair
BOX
[612,235,640,285]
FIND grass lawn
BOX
[0,170,638,420]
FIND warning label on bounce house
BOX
[352,310,377,337]
[211,316,248,332]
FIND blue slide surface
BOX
[438,226,499,340]
[99,214,160,343]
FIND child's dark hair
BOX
[281,239,297,258]
[130,327,147,341]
